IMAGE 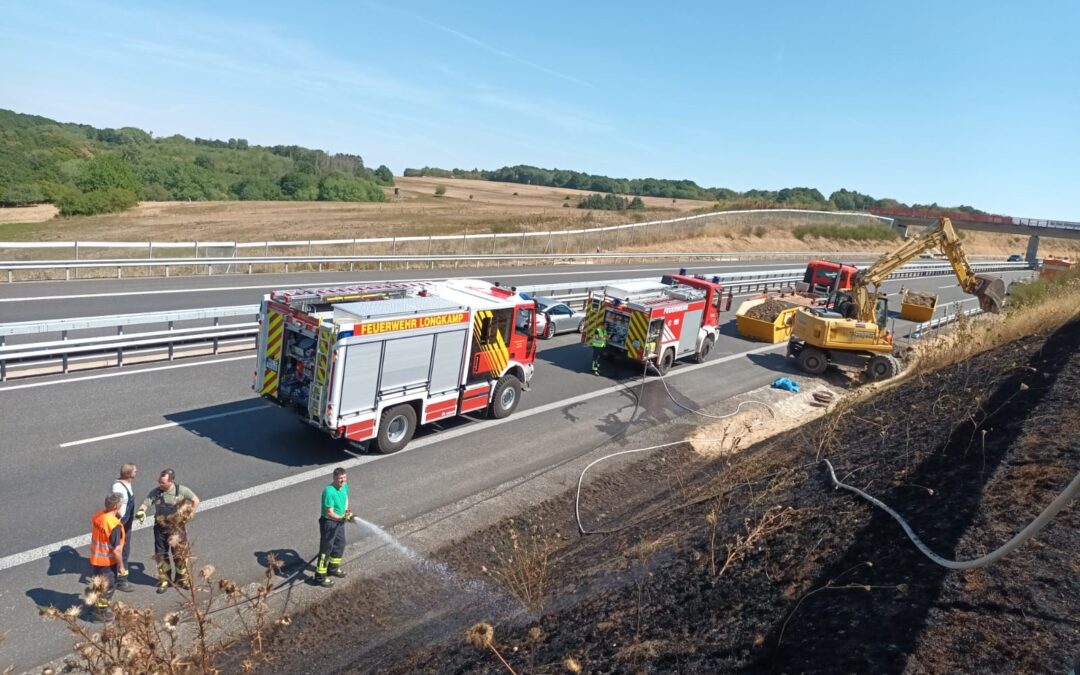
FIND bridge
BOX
[868,207,1080,262]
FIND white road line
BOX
[59,405,270,447]
[0,354,255,392]
[0,263,800,303]
[0,342,785,573]
[938,283,956,289]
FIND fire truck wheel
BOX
[490,375,522,419]
[374,404,417,454]
[657,349,675,375]
[693,336,715,363]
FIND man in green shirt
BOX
[135,468,199,593]
[589,325,608,375]
[314,467,354,588]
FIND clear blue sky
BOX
[3,0,1078,219]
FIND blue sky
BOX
[3,0,1078,219]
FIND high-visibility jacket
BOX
[90,510,125,567]
[589,327,607,349]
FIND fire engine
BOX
[582,270,725,374]
[254,279,537,454]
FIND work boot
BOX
[115,578,134,593]
[96,606,115,622]
[329,567,346,579]
[156,580,170,594]
[314,576,334,588]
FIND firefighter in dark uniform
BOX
[135,468,200,593]
[314,467,354,587]
[89,493,131,621]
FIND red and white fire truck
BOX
[582,271,725,374]
[254,279,537,453]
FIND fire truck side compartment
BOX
[678,307,702,355]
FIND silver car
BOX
[534,296,586,339]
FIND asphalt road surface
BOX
[0,259,1030,671]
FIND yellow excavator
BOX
[787,217,1006,380]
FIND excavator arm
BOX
[848,217,1005,323]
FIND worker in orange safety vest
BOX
[89,493,133,621]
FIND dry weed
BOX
[717,506,797,577]
[464,622,517,674]
[909,280,1080,375]
[41,503,289,674]
[482,519,561,614]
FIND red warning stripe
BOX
[343,419,375,441]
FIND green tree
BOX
[373,165,394,185]
[278,172,319,200]
[57,187,138,216]
[317,175,386,202]
[76,154,140,193]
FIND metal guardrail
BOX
[0,261,1028,381]
[907,307,984,339]
[0,306,259,380]
[0,305,256,336]
[0,251,887,282]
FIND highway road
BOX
[0,259,1031,671]
[0,259,891,323]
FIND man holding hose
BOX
[314,467,355,587]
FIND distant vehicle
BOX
[1007,254,1024,262]
[534,296,586,338]
[918,253,935,260]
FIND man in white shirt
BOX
[110,463,137,592]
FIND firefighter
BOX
[88,493,131,622]
[135,468,200,594]
[314,467,355,588]
[589,324,608,375]
[109,463,137,592]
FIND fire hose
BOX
[823,459,1080,570]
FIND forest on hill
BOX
[405,165,988,214]
[0,109,391,215]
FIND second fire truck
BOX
[582,271,725,374]
[254,279,537,453]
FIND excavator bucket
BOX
[974,274,1006,313]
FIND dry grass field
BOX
[0,177,706,243]
[1,177,1077,259]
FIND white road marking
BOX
[0,355,255,392]
[0,342,785,573]
[938,283,956,289]
[0,263,804,303]
[59,405,269,447]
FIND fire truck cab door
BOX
[513,304,536,360]
[469,308,512,382]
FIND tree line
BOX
[0,109,392,216]
[403,165,987,214]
